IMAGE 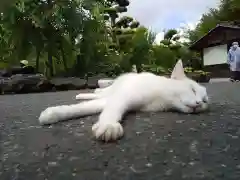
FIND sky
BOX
[123,0,221,43]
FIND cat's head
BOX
[170,59,209,113]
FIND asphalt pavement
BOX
[1,82,240,180]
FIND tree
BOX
[160,29,180,46]
[187,0,240,44]
[0,0,201,78]
[0,0,98,77]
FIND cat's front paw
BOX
[92,121,124,142]
[39,107,59,125]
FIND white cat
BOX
[39,60,209,142]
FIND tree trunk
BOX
[35,48,41,73]
[135,63,142,73]
[48,48,54,77]
[60,45,68,72]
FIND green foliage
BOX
[193,70,210,75]
[164,29,178,40]
[0,0,201,78]
[151,45,177,69]
[126,27,156,71]
[184,67,194,73]
[142,64,167,75]
[188,0,240,44]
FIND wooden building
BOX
[190,24,240,77]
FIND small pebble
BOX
[189,128,198,132]
[146,163,152,167]
[48,162,58,167]
[136,132,141,135]
[165,169,172,176]
[189,162,195,166]
[176,120,185,124]
[221,164,226,168]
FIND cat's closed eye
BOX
[191,87,196,94]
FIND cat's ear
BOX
[170,59,186,80]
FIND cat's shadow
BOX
[41,107,212,127]
[120,108,212,128]
[40,107,213,144]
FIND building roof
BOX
[189,24,240,51]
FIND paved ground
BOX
[1,82,240,180]
[210,78,229,83]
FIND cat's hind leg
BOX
[94,88,102,94]
[94,85,112,94]
[75,93,100,100]
[39,99,106,125]
[76,85,113,100]
[98,79,114,88]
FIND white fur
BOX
[75,93,100,100]
[75,85,112,100]
[98,79,114,88]
[39,99,106,124]
[39,60,209,142]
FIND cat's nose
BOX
[202,97,208,103]
[195,101,202,106]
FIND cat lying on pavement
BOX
[39,59,209,142]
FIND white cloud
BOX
[153,32,164,44]
[122,1,220,44]
[123,0,220,33]
[153,20,201,45]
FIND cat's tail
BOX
[39,99,106,125]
